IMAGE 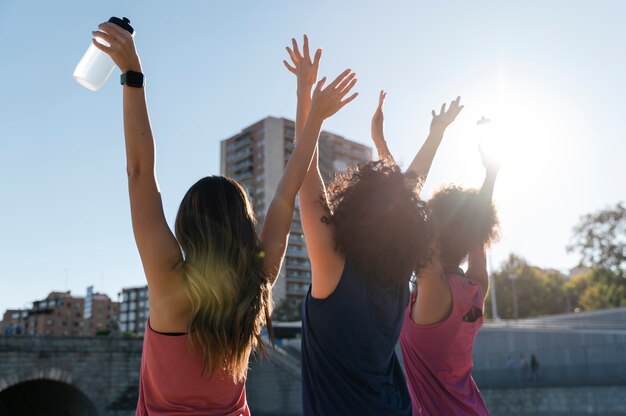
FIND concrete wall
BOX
[482,386,626,415]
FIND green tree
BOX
[578,269,626,310]
[568,202,626,277]
[484,254,568,319]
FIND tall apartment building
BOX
[118,285,150,335]
[0,290,119,336]
[221,117,372,316]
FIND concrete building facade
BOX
[220,116,372,313]
[118,286,150,335]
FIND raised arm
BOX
[258,35,322,283]
[260,37,357,287]
[92,23,183,298]
[467,144,500,296]
[404,96,464,193]
[282,37,358,299]
[371,90,395,163]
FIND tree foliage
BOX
[484,254,626,320]
[568,202,626,276]
[484,254,568,319]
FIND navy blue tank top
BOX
[301,259,412,415]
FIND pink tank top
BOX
[136,321,250,416]
[399,274,488,416]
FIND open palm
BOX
[283,35,322,88]
[430,96,464,135]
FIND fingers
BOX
[98,22,128,40]
[303,34,310,60]
[283,60,297,74]
[327,68,353,89]
[285,46,298,65]
[292,38,302,59]
[315,77,327,92]
[313,48,322,67]
[92,30,114,46]
[340,92,359,108]
[339,78,357,99]
[91,38,111,53]
[440,102,447,115]
[335,72,356,93]
[378,90,387,109]
[432,110,436,118]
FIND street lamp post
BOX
[509,274,519,320]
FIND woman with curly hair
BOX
[392,112,501,414]
[284,36,461,414]
[91,23,357,415]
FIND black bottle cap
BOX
[108,17,134,34]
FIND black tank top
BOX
[301,259,412,415]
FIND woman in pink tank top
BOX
[91,25,357,414]
[400,144,500,415]
[371,98,500,414]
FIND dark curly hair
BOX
[322,159,432,286]
[428,184,499,268]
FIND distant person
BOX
[284,39,431,415]
[519,353,528,380]
[530,354,540,381]
[91,23,355,415]
[391,98,500,415]
[506,355,517,382]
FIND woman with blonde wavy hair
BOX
[91,22,357,415]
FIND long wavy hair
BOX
[323,159,432,286]
[428,184,500,268]
[174,176,273,382]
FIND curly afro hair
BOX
[322,159,432,287]
[427,184,499,268]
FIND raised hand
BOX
[430,96,464,136]
[371,90,395,162]
[479,143,500,174]
[371,90,387,143]
[91,22,141,72]
[284,35,322,90]
[310,69,358,120]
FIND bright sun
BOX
[477,85,565,175]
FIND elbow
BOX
[126,161,152,178]
[126,165,141,178]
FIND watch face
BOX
[122,71,144,87]
[127,72,144,85]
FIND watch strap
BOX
[121,71,144,88]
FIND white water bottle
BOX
[73,17,135,91]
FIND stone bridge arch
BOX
[0,369,98,415]
[0,336,143,416]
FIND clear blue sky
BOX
[1,1,625,312]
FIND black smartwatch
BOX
[121,71,144,88]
